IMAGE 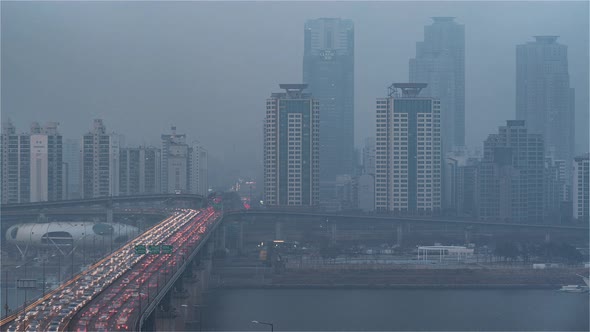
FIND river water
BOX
[202,288,589,331]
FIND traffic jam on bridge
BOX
[3,206,222,332]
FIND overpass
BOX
[226,210,589,231]
[0,194,204,212]
[0,194,204,232]
[224,209,589,247]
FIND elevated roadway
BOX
[226,210,589,231]
[0,194,204,213]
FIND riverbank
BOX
[212,265,588,289]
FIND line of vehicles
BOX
[71,207,220,332]
[4,207,222,332]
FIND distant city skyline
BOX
[2,1,588,184]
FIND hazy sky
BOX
[2,1,588,185]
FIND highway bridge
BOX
[1,207,223,332]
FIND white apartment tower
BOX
[264,84,320,207]
[375,83,442,213]
[189,142,208,196]
[1,119,30,204]
[30,122,63,202]
[82,119,121,198]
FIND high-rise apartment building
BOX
[161,127,189,194]
[444,156,478,216]
[303,18,354,200]
[375,83,442,213]
[119,147,161,195]
[1,119,30,204]
[410,17,465,153]
[477,120,545,223]
[160,127,208,195]
[30,122,63,202]
[82,119,121,198]
[264,84,319,207]
[189,142,208,196]
[573,154,589,222]
[516,36,575,175]
[63,138,81,199]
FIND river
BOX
[202,288,589,331]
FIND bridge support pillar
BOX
[396,224,403,247]
[275,221,282,240]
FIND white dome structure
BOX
[5,222,139,248]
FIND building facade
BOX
[30,122,63,202]
[1,119,30,204]
[573,154,589,222]
[410,17,465,153]
[516,36,575,176]
[119,147,161,196]
[63,138,81,199]
[264,84,319,207]
[303,18,354,201]
[82,119,121,198]
[161,127,189,194]
[477,120,545,223]
[189,143,208,196]
[444,156,478,216]
[375,83,442,214]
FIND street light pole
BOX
[42,251,46,296]
[4,270,9,317]
[252,320,273,332]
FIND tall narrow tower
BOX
[264,84,320,207]
[516,36,574,176]
[303,18,354,202]
[410,17,465,154]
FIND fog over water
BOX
[2,1,588,185]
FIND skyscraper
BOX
[375,83,442,214]
[30,122,62,202]
[573,154,589,222]
[82,119,121,198]
[477,120,545,223]
[410,17,465,153]
[1,119,30,204]
[516,36,575,174]
[303,18,354,201]
[264,84,319,207]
